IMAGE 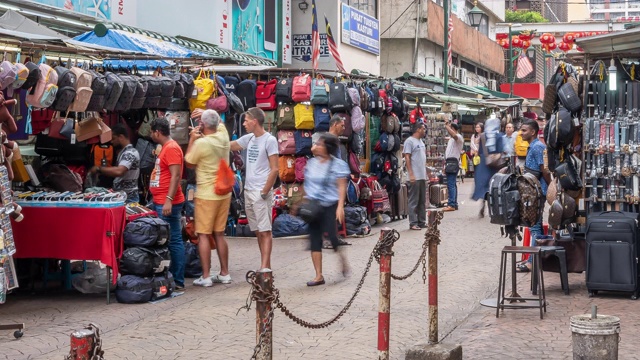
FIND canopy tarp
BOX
[0,9,67,40]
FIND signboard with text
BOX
[292,34,329,63]
[340,4,379,55]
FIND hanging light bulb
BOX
[609,58,617,91]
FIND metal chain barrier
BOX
[390,211,444,281]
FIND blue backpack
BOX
[294,130,313,156]
[311,78,331,105]
[314,105,331,131]
[347,179,360,204]
[375,133,389,153]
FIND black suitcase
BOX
[585,211,639,299]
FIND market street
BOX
[2,181,639,359]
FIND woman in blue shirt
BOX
[303,134,351,286]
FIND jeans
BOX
[446,173,458,208]
[154,202,185,286]
[185,184,196,218]
[527,219,543,264]
[408,180,427,227]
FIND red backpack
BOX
[291,74,311,102]
[295,156,308,182]
[277,130,296,155]
[256,79,277,110]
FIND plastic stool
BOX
[531,246,569,295]
[497,246,547,319]
[521,223,549,262]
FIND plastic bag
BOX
[72,262,109,294]
[214,159,235,195]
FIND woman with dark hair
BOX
[303,134,351,286]
[470,122,484,157]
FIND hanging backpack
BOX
[545,107,576,150]
[351,132,363,155]
[67,67,93,112]
[236,79,257,109]
[86,70,108,111]
[328,83,352,113]
[347,87,360,107]
[295,156,308,182]
[291,74,312,102]
[189,70,214,111]
[339,113,353,142]
[141,76,162,109]
[113,74,137,111]
[294,103,314,130]
[20,61,40,91]
[50,66,77,112]
[349,151,361,175]
[286,183,305,208]
[11,62,28,90]
[172,73,194,100]
[276,104,296,129]
[350,105,365,133]
[166,110,190,145]
[135,138,156,174]
[294,130,313,156]
[256,79,278,110]
[278,155,296,182]
[91,143,114,167]
[0,61,17,90]
[310,77,331,104]
[314,105,331,131]
[263,110,277,136]
[275,78,294,104]
[487,173,520,226]
[359,85,370,112]
[517,173,544,227]
[277,130,296,155]
[103,72,124,111]
[157,76,175,109]
[380,113,397,134]
[26,63,58,109]
[130,76,148,110]
[347,178,361,204]
[224,75,241,94]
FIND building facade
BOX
[587,0,640,20]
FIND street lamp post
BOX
[508,24,514,97]
[443,0,450,94]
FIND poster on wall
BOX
[230,0,291,63]
[340,4,379,55]
[25,0,136,25]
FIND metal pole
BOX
[508,24,513,97]
[412,0,422,73]
[256,269,273,360]
[427,211,438,344]
[276,0,283,68]
[443,0,449,94]
[377,228,393,360]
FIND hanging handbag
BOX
[48,112,71,140]
[558,81,582,113]
[99,118,112,144]
[75,113,103,142]
[206,83,229,113]
[372,180,391,213]
[298,159,334,223]
[59,118,75,139]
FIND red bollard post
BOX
[67,324,103,360]
[378,228,393,360]
[255,269,273,360]
[427,210,439,344]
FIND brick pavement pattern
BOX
[1,181,638,359]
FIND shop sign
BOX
[25,0,136,24]
[292,34,329,63]
[340,4,380,55]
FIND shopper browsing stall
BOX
[403,122,427,230]
[89,124,140,204]
[149,117,186,289]
[185,110,232,287]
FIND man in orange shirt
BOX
[149,117,186,290]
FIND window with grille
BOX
[342,0,378,18]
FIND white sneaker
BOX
[193,276,213,287]
[210,273,232,284]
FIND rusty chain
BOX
[390,211,443,282]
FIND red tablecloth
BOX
[11,206,126,284]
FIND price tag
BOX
[70,134,76,144]
[325,83,330,92]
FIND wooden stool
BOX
[496,246,547,319]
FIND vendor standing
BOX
[89,123,140,204]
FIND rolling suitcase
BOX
[429,184,448,208]
[585,211,639,299]
[396,183,408,219]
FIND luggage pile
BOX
[344,204,371,236]
[115,217,174,304]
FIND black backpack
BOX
[124,217,170,248]
[275,78,294,104]
[21,61,40,91]
[135,137,156,173]
[224,75,241,94]
[51,66,77,112]
[388,87,405,119]
[141,76,162,109]
[157,76,176,109]
[129,76,148,110]
[171,73,193,100]
[367,84,382,116]
[113,74,137,111]
[328,82,352,113]
[487,173,520,226]
[103,72,124,111]
[237,79,257,109]
[86,70,108,111]
[545,106,576,150]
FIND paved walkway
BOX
[0,181,637,359]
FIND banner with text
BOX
[340,4,379,55]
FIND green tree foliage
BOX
[505,10,549,23]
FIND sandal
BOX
[516,263,531,273]
[410,225,421,230]
[307,278,325,287]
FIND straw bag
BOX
[372,180,391,213]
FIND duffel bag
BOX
[124,217,170,247]
[346,220,372,236]
[272,213,308,238]
[115,275,153,304]
[345,205,367,226]
[120,247,171,277]
[151,271,176,301]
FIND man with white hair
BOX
[185,109,232,287]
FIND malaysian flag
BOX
[325,15,346,73]
[516,52,534,78]
[311,0,320,70]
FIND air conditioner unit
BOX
[449,66,457,80]
[488,79,497,91]
[459,69,468,84]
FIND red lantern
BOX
[563,33,576,44]
[558,41,572,52]
[519,32,534,41]
[496,33,508,40]
[539,33,555,44]
[499,39,509,49]
[521,40,531,49]
[547,42,557,51]
[512,36,523,48]
[587,31,598,37]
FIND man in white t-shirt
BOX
[230,107,279,270]
[443,122,464,212]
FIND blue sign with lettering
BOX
[341,4,380,55]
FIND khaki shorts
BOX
[195,197,231,234]
[244,189,273,232]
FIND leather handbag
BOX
[59,118,75,139]
[206,84,229,113]
[48,112,71,140]
[558,81,582,113]
[75,113,103,142]
[445,157,460,174]
[99,118,112,144]
[554,156,582,191]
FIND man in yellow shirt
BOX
[185,109,232,287]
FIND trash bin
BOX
[571,314,620,360]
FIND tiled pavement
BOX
[0,181,637,359]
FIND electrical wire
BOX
[380,0,417,36]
